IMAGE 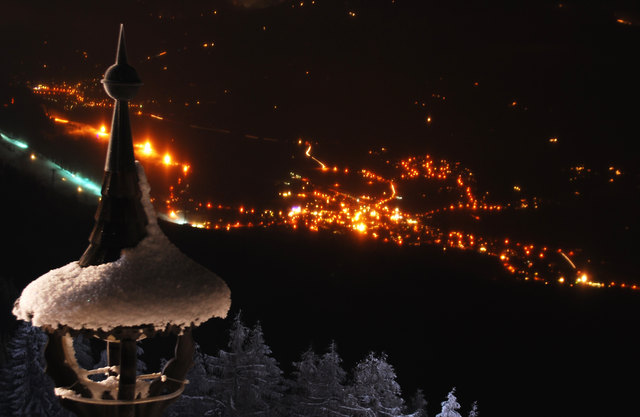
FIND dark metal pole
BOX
[118,338,137,417]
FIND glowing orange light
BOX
[143,141,153,156]
[163,154,172,166]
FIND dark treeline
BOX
[0,317,474,417]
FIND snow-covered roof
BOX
[13,163,231,333]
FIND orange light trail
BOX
[305,144,327,169]
[559,252,577,269]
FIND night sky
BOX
[2,1,640,417]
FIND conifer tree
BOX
[211,313,285,417]
[290,342,349,417]
[316,342,349,415]
[166,343,222,417]
[184,343,216,396]
[435,388,461,417]
[468,401,478,417]
[72,334,94,370]
[0,323,71,417]
[290,348,320,416]
[292,348,319,391]
[409,388,428,417]
[136,344,147,375]
[352,352,405,417]
[246,322,285,412]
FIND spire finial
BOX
[79,25,148,267]
[116,23,128,65]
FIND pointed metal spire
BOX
[101,24,142,102]
[79,24,147,267]
[116,24,128,65]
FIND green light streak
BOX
[0,133,29,149]
[55,164,102,196]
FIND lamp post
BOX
[12,25,231,417]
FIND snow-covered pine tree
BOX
[136,344,147,375]
[290,342,349,417]
[210,313,249,416]
[185,343,217,396]
[0,277,19,368]
[246,322,285,413]
[292,348,319,388]
[72,334,94,370]
[351,352,405,417]
[0,322,71,417]
[316,342,349,415]
[165,343,222,417]
[289,348,320,416]
[408,388,427,417]
[210,314,285,417]
[468,401,478,417]
[435,388,461,417]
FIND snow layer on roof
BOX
[13,162,231,332]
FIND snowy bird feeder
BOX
[12,25,231,417]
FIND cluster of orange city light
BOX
[32,83,112,109]
[39,107,640,292]
[264,142,633,291]
[396,155,502,215]
[33,84,84,102]
[156,139,638,291]
[32,82,167,123]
